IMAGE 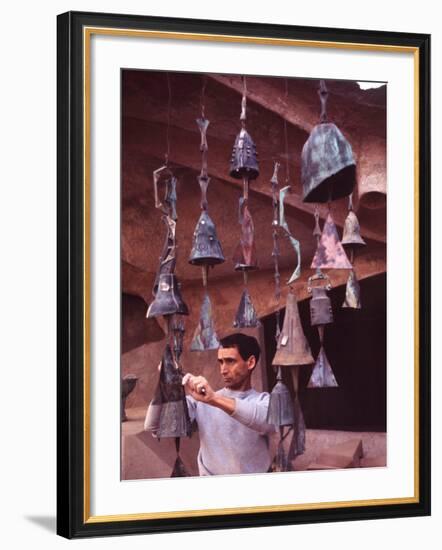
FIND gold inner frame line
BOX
[82,26,420,524]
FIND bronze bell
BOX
[229,128,259,180]
[342,269,361,309]
[267,375,295,427]
[146,274,189,318]
[307,346,338,388]
[301,123,356,203]
[189,210,225,266]
[190,293,220,351]
[233,288,260,328]
[311,213,352,270]
[273,293,314,366]
[156,345,192,439]
[341,210,366,248]
[310,286,333,326]
[233,199,258,270]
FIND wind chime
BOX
[229,77,260,328]
[266,92,313,470]
[266,162,294,471]
[144,75,192,477]
[341,194,366,308]
[189,77,225,350]
[301,79,357,388]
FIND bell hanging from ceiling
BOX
[302,80,356,203]
[267,367,295,427]
[341,210,366,248]
[342,269,362,309]
[311,213,352,270]
[233,288,260,328]
[189,209,225,266]
[190,293,220,351]
[233,198,258,271]
[155,345,193,439]
[152,216,177,296]
[308,276,339,388]
[273,292,314,366]
[146,273,189,318]
[307,340,338,388]
[171,438,189,478]
[309,286,334,327]
[229,128,259,181]
[287,394,306,459]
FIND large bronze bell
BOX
[156,345,192,439]
[301,122,356,203]
[273,293,314,366]
[229,129,259,180]
[189,210,225,266]
[310,286,333,326]
[146,274,189,318]
[311,213,352,270]
[341,210,366,248]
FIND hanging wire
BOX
[283,79,290,185]
[200,75,207,119]
[240,76,247,124]
[165,73,172,164]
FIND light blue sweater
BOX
[187,388,275,476]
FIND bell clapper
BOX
[318,79,328,123]
[242,176,249,201]
[243,270,248,288]
[201,264,208,289]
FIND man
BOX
[181,333,275,476]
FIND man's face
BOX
[217,346,255,390]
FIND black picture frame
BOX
[57,10,431,539]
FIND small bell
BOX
[288,395,306,458]
[233,199,258,270]
[152,216,177,296]
[301,124,356,203]
[233,288,260,328]
[189,210,225,266]
[308,345,338,388]
[342,269,361,309]
[309,286,334,326]
[267,368,295,427]
[273,293,314,366]
[156,345,192,439]
[229,128,259,180]
[311,213,352,270]
[341,210,366,248]
[146,274,189,318]
[171,456,189,477]
[121,374,138,422]
[171,438,189,477]
[271,435,293,473]
[190,293,220,351]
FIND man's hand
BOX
[182,373,236,415]
[182,373,215,403]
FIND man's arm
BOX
[182,373,236,415]
[182,374,275,434]
[231,392,275,435]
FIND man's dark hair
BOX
[219,333,261,364]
